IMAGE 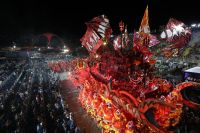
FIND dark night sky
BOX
[0,0,199,47]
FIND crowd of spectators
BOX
[0,59,26,91]
[0,58,79,133]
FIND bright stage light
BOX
[191,24,196,27]
[63,49,69,53]
[103,41,107,45]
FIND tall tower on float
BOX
[139,5,150,34]
[139,5,150,88]
[119,20,124,52]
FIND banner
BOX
[81,15,112,53]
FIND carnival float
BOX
[48,5,200,133]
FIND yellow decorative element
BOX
[100,95,112,103]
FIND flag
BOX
[80,28,103,52]
[86,15,112,38]
[139,5,150,34]
[81,15,112,53]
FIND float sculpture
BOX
[160,18,192,58]
[48,5,200,133]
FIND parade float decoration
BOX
[48,5,200,133]
[160,18,192,58]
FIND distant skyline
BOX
[0,0,199,47]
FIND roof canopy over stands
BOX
[184,67,200,74]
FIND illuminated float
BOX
[160,18,192,58]
[48,5,200,133]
